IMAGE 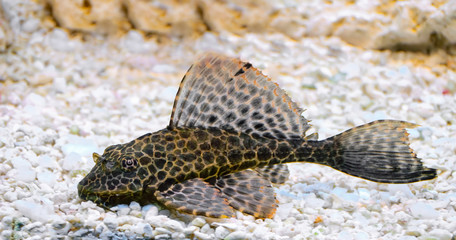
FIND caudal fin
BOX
[329,120,437,183]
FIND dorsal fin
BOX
[169,53,310,139]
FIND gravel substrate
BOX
[1,1,456,240]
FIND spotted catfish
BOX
[78,54,437,218]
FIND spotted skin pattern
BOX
[78,54,437,218]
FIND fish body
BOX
[78,54,437,218]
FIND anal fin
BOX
[214,169,277,218]
[155,178,234,218]
[255,165,290,184]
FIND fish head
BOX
[78,142,147,207]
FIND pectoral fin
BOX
[214,169,277,218]
[155,178,234,218]
[255,164,290,184]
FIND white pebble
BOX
[37,155,59,169]
[10,157,36,182]
[61,135,98,157]
[183,226,198,235]
[154,227,172,235]
[22,18,39,32]
[129,201,141,211]
[87,209,101,222]
[352,212,368,225]
[414,102,435,119]
[103,213,118,230]
[305,195,325,209]
[144,205,159,220]
[143,223,154,237]
[131,222,148,235]
[1,230,12,239]
[338,230,354,240]
[14,200,60,222]
[194,231,213,240]
[224,231,248,240]
[212,222,239,231]
[24,93,46,107]
[37,170,57,186]
[116,204,131,216]
[53,77,67,93]
[190,217,206,227]
[4,191,18,201]
[163,219,184,232]
[408,202,439,219]
[388,184,414,198]
[275,203,294,219]
[332,187,359,202]
[357,188,371,200]
[426,229,453,240]
[200,223,213,235]
[354,231,370,240]
[123,30,148,53]
[340,63,361,79]
[215,226,230,239]
[49,28,73,52]
[61,152,83,171]
[155,234,172,239]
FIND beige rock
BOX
[334,18,383,48]
[89,0,131,33]
[269,8,307,39]
[0,2,13,52]
[372,2,441,50]
[124,0,206,37]
[47,0,94,31]
[304,0,456,50]
[199,0,273,34]
[47,0,130,34]
[199,0,308,38]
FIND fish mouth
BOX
[77,182,142,208]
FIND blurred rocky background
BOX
[1,0,456,52]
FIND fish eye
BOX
[121,157,138,171]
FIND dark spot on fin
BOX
[234,68,245,76]
[243,63,252,69]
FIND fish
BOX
[78,53,437,218]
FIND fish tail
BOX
[320,120,437,183]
